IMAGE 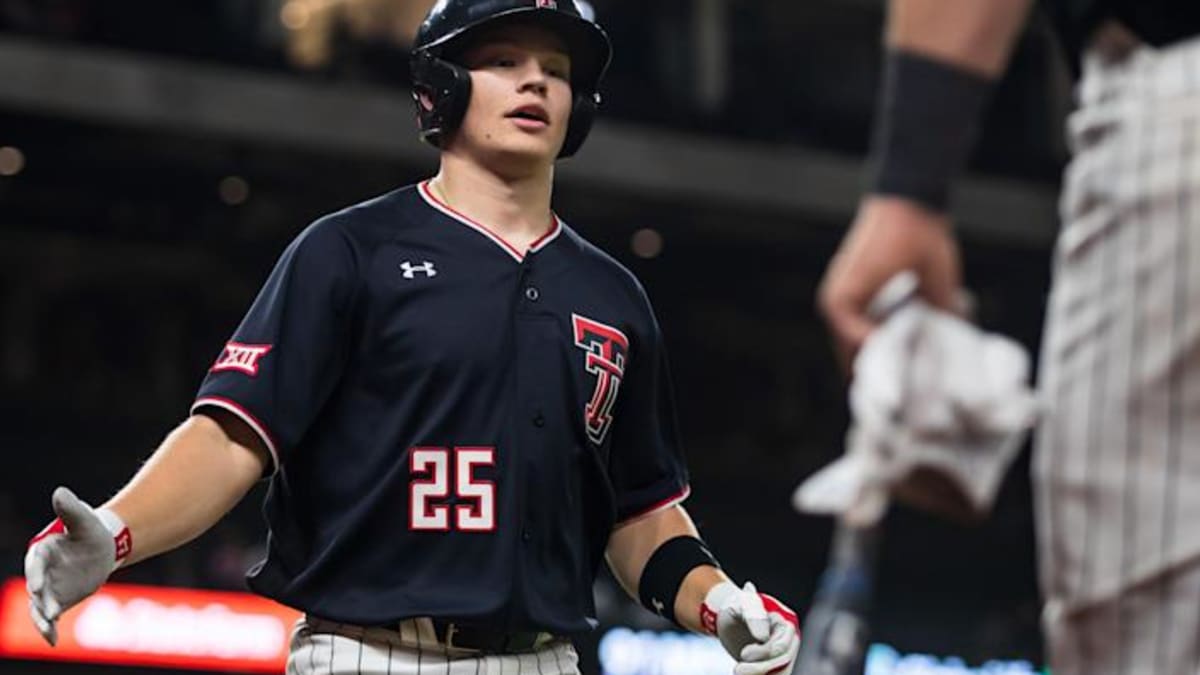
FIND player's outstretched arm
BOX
[99,410,269,565]
[818,0,1033,367]
[607,505,800,674]
[25,410,268,645]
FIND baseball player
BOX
[24,2,801,674]
[817,1,1200,673]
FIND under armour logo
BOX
[400,261,438,279]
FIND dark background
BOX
[0,0,1068,672]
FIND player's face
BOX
[452,24,573,167]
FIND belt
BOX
[430,619,551,653]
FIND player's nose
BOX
[514,59,549,95]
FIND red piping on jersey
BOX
[191,396,281,473]
[616,484,693,527]
[418,180,562,261]
[527,217,563,252]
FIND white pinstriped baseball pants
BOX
[286,617,581,675]
[1034,31,1200,675]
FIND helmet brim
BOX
[419,8,612,95]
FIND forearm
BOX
[607,505,802,672]
[605,505,730,633]
[102,412,267,566]
[887,0,1033,76]
[866,0,1033,214]
[672,564,727,633]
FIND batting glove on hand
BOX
[702,581,801,675]
[25,487,130,646]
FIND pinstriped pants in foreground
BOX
[286,617,581,675]
[1034,32,1200,675]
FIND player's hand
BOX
[25,487,125,646]
[818,195,962,370]
[702,581,801,675]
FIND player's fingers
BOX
[817,261,877,362]
[915,227,963,314]
[52,487,101,538]
[819,205,925,368]
[739,615,796,661]
[737,583,770,643]
[765,614,798,651]
[733,648,793,675]
[41,592,63,622]
[28,587,48,619]
[25,546,47,594]
[28,542,69,621]
[820,299,878,371]
[760,594,800,632]
[29,573,61,623]
[739,641,775,662]
[29,597,47,629]
[29,597,57,646]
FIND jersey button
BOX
[524,286,540,302]
[521,528,532,542]
[532,412,545,428]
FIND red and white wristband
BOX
[29,509,133,570]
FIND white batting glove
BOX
[24,487,131,646]
[701,581,802,675]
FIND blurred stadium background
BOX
[0,1,1068,673]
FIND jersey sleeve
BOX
[608,294,691,525]
[192,218,359,472]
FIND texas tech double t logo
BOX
[572,314,629,445]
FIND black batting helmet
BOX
[409,0,612,159]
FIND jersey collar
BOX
[418,180,563,263]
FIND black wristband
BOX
[868,49,995,211]
[638,535,720,627]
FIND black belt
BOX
[431,620,550,652]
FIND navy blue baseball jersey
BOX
[192,182,690,633]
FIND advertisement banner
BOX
[0,577,302,673]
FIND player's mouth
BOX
[506,104,550,130]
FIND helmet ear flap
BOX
[559,91,599,159]
[410,50,474,148]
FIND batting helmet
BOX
[410,0,612,159]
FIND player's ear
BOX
[417,89,436,113]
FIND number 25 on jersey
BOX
[409,447,496,532]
